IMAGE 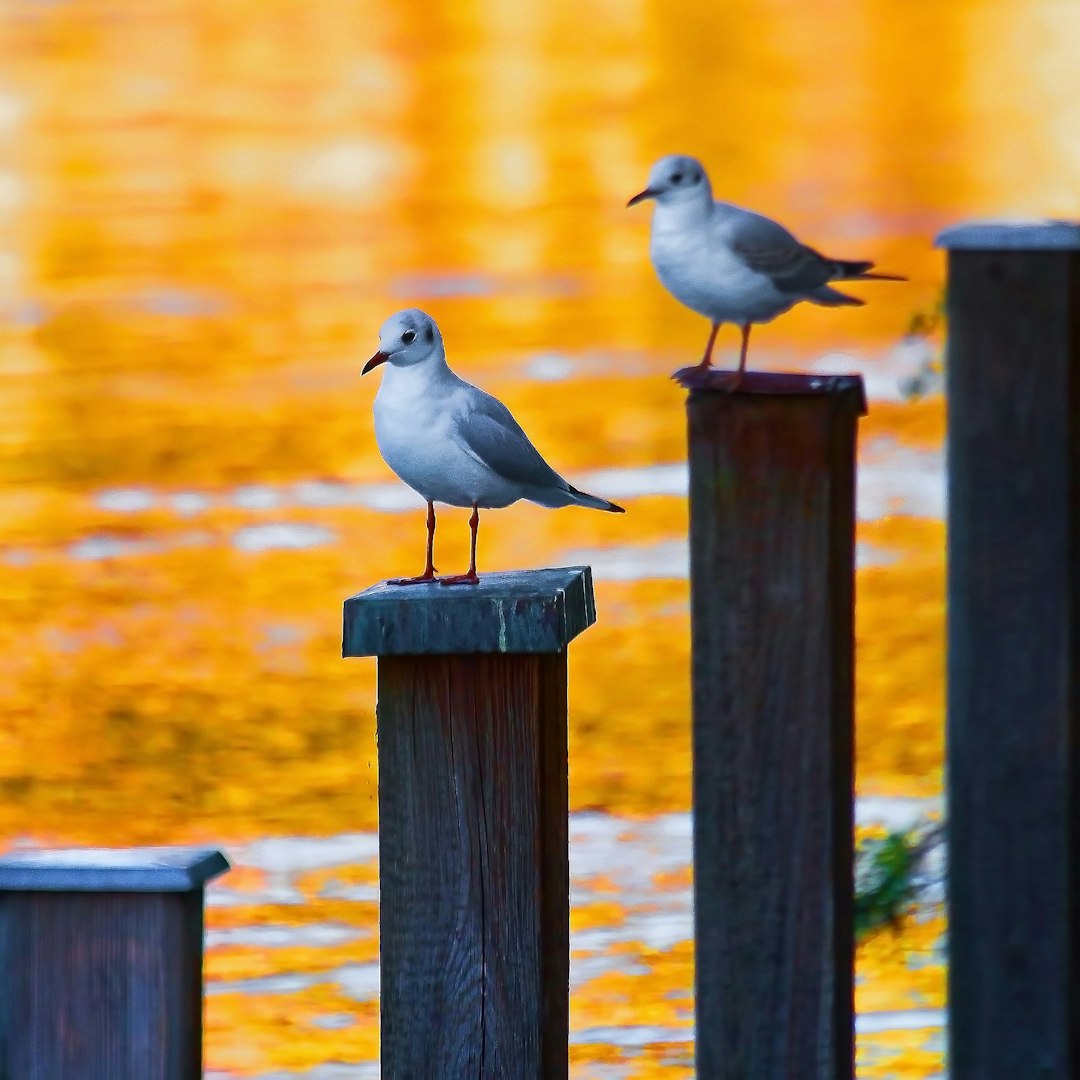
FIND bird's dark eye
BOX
[401,330,416,344]
[671,172,683,184]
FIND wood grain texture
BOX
[686,384,861,1080]
[944,248,1080,1079]
[343,567,595,656]
[0,891,205,1080]
[377,652,569,1079]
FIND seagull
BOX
[362,309,625,586]
[627,154,904,385]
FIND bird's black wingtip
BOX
[567,483,626,514]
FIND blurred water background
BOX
[2,0,1079,1074]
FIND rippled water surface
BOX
[3,0,1078,1073]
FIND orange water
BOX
[19,0,1080,836]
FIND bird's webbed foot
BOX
[388,569,439,586]
[438,572,481,586]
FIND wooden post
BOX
[0,846,229,1080]
[936,219,1080,1079]
[342,566,595,1079]
[677,368,864,1080]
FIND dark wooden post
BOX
[677,368,864,1080]
[0,846,229,1080]
[936,219,1080,1079]
[342,566,595,1079]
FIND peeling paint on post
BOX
[677,368,864,1080]
[342,566,596,1079]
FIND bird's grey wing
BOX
[455,389,567,490]
[727,208,835,294]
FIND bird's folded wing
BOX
[455,392,567,490]
[730,211,834,294]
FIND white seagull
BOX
[628,154,904,384]
[362,309,625,586]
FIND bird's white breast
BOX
[650,203,792,324]
[372,367,520,509]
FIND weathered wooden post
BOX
[677,368,864,1079]
[342,566,595,1078]
[0,845,229,1079]
[936,219,1080,1079]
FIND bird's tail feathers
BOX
[831,258,907,282]
[528,484,625,512]
[567,484,625,514]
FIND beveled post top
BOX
[936,219,1080,251]
[342,565,596,656]
[0,846,230,892]
[676,369,867,415]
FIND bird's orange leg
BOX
[713,323,751,392]
[671,321,722,383]
[731,323,750,388]
[699,321,721,370]
[738,323,750,374]
[440,504,481,586]
[389,501,439,585]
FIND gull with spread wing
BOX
[362,309,625,585]
[628,154,904,385]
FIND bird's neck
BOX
[653,194,712,236]
[379,355,456,400]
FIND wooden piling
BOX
[937,219,1080,1079]
[0,846,229,1080]
[678,368,864,1080]
[342,566,596,1079]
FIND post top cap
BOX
[0,846,230,892]
[675,369,867,414]
[935,218,1080,251]
[343,565,596,656]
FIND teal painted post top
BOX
[342,566,596,656]
[0,846,230,892]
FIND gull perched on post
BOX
[628,154,904,386]
[362,309,625,585]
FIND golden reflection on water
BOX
[4,0,1078,835]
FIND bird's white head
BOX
[627,154,711,209]
[363,308,444,375]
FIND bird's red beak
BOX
[362,351,389,375]
[626,187,657,207]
